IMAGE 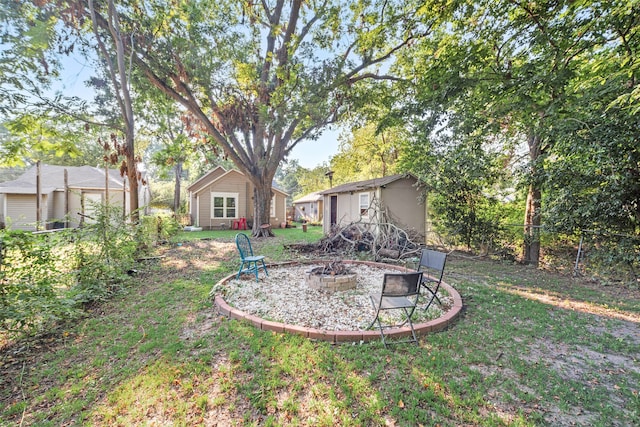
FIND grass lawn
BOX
[1,226,639,426]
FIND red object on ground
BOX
[239,217,247,230]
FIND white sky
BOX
[56,56,338,169]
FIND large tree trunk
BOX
[523,132,543,266]
[90,0,139,222]
[523,184,541,265]
[252,179,275,238]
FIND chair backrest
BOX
[381,272,423,297]
[235,233,253,259]
[417,249,447,281]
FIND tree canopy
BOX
[387,0,640,262]
[1,0,638,265]
[75,0,438,235]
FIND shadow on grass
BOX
[1,239,639,426]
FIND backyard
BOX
[1,227,639,426]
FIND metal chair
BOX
[417,249,448,311]
[368,272,423,347]
[235,233,268,281]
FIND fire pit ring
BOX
[305,260,357,292]
[212,260,463,343]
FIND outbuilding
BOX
[292,191,323,223]
[319,174,426,237]
[0,164,150,231]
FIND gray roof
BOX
[319,174,415,195]
[187,166,289,196]
[292,191,323,204]
[0,164,125,194]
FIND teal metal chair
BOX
[235,233,268,281]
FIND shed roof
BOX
[319,174,416,195]
[0,164,125,195]
[292,191,324,204]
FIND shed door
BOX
[330,195,337,226]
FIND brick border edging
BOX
[212,260,463,343]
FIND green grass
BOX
[1,230,639,426]
[172,223,324,248]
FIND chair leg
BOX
[422,286,442,310]
[252,262,259,282]
[237,261,245,279]
[375,316,388,348]
[367,296,379,330]
[402,307,418,345]
[261,260,268,277]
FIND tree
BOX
[0,0,91,167]
[0,0,61,115]
[147,112,194,214]
[87,0,140,221]
[393,0,630,265]
[81,0,435,236]
[330,123,404,183]
[275,159,302,199]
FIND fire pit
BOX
[305,260,358,292]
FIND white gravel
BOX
[218,263,452,331]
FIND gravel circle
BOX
[219,263,453,331]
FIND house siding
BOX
[380,178,425,234]
[5,194,41,230]
[0,194,5,227]
[294,201,322,222]
[0,165,144,230]
[272,192,287,227]
[52,191,65,221]
[323,190,375,233]
[68,189,83,227]
[189,168,288,230]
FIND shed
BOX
[292,191,323,223]
[319,174,426,237]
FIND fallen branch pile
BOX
[285,197,424,260]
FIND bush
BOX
[139,214,182,245]
[69,203,138,304]
[0,230,77,334]
[0,202,178,338]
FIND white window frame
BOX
[359,192,370,217]
[270,194,276,217]
[211,192,238,219]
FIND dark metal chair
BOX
[368,272,423,347]
[416,249,448,311]
[235,233,268,281]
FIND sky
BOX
[57,55,340,170]
[287,129,340,169]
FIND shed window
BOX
[359,193,370,216]
[211,192,238,218]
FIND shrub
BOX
[68,203,138,304]
[0,230,77,334]
[0,202,189,339]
